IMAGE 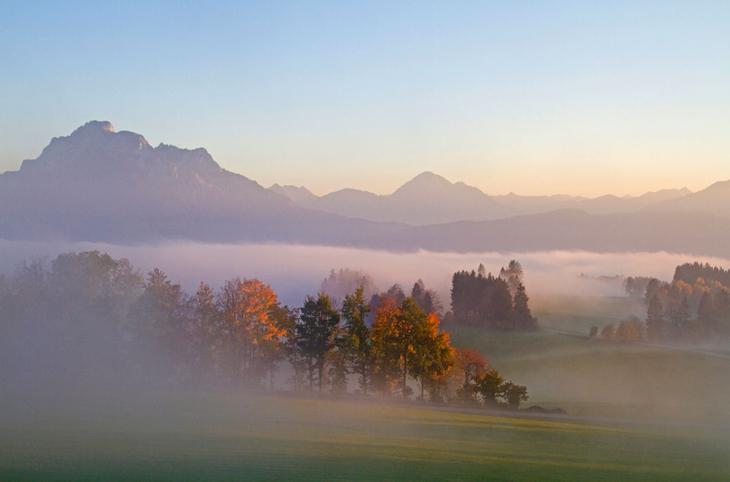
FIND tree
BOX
[392,298,424,398]
[296,293,340,392]
[328,325,349,395]
[669,296,690,338]
[513,283,536,330]
[697,291,717,335]
[455,348,488,404]
[370,296,403,396]
[262,303,295,390]
[411,279,442,316]
[341,287,372,394]
[410,312,454,400]
[451,265,536,330]
[131,268,186,353]
[615,317,643,342]
[189,282,220,379]
[320,268,377,307]
[646,294,664,341]
[501,382,528,409]
[218,278,285,385]
[600,323,615,340]
[475,368,504,407]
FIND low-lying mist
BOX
[3,240,729,307]
[3,239,730,430]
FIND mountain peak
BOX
[409,171,451,185]
[392,171,453,196]
[705,179,730,192]
[70,120,116,136]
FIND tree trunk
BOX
[402,352,408,399]
[318,359,324,392]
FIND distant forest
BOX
[0,251,530,409]
[602,262,730,342]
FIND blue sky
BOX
[1,1,729,195]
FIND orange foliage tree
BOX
[218,278,287,385]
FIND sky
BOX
[1,1,729,196]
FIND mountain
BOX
[269,172,504,225]
[367,209,730,258]
[646,180,730,217]
[3,121,729,258]
[475,188,692,216]
[0,121,398,243]
[269,184,318,205]
[270,173,691,224]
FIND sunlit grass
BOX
[2,392,729,481]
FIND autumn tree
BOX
[370,296,403,396]
[410,312,454,400]
[218,278,286,385]
[615,317,643,342]
[455,348,489,404]
[600,323,615,340]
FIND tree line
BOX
[601,262,730,342]
[0,251,528,409]
[449,260,537,330]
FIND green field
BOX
[2,391,730,481]
[4,295,730,481]
[445,295,730,421]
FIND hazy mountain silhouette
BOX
[270,172,691,224]
[0,121,398,243]
[2,121,729,257]
[646,180,730,217]
[367,209,730,258]
[273,171,503,225]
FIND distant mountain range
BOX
[271,172,693,224]
[3,121,730,257]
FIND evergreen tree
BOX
[670,296,690,338]
[296,293,340,392]
[646,294,664,341]
[513,283,536,330]
[697,291,717,336]
[341,287,372,394]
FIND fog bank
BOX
[3,240,730,307]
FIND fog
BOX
[3,240,730,429]
[3,240,729,308]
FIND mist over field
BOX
[3,240,727,307]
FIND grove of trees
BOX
[600,262,730,342]
[0,251,529,410]
[450,260,536,330]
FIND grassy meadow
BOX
[2,391,730,481]
[4,294,730,481]
[446,295,730,421]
